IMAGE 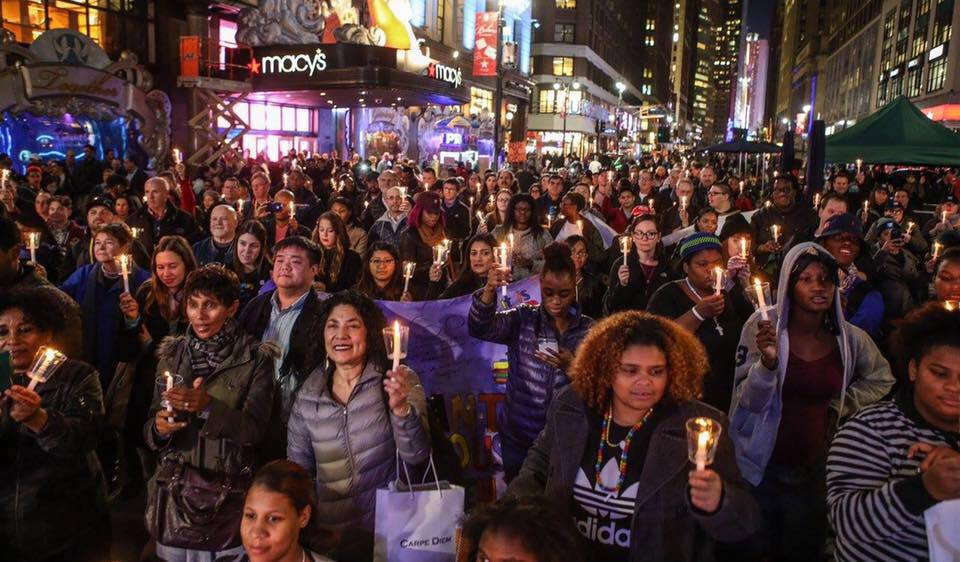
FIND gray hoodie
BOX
[728,242,894,485]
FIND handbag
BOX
[145,456,252,551]
[373,453,465,562]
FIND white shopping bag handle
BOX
[394,450,444,498]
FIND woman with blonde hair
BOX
[508,311,760,561]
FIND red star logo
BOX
[248,58,261,75]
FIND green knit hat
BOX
[678,232,722,263]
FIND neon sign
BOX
[427,62,463,88]
[259,48,328,77]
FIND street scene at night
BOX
[0,0,959,561]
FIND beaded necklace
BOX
[594,404,654,494]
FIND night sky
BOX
[746,0,775,39]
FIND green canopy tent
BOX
[825,96,960,165]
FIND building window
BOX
[537,89,582,114]
[645,19,655,31]
[906,64,924,97]
[554,23,575,43]
[552,57,574,76]
[218,19,238,67]
[932,0,953,44]
[556,0,576,8]
[927,55,948,92]
[645,36,655,47]
[469,87,493,115]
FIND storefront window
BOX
[469,87,493,115]
[0,0,152,61]
[927,55,947,92]
[281,106,296,131]
[296,108,311,132]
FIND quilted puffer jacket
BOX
[467,289,594,451]
[287,362,430,562]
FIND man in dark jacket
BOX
[123,155,148,195]
[238,236,324,462]
[127,177,201,254]
[71,145,103,196]
[751,175,819,269]
[440,177,472,241]
[191,204,238,265]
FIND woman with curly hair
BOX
[826,302,960,561]
[507,311,760,562]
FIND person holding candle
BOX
[658,178,698,234]
[750,175,819,273]
[440,233,498,299]
[507,311,760,561]
[867,218,925,322]
[922,193,958,241]
[286,290,429,561]
[549,192,605,269]
[493,193,553,281]
[61,222,149,388]
[355,241,407,301]
[469,243,594,480]
[0,288,111,562]
[648,233,755,412]
[882,200,929,256]
[603,184,638,234]
[604,213,672,314]
[826,303,960,561]
[312,211,362,293]
[399,191,449,300]
[730,242,895,562]
[812,192,849,238]
[717,214,757,288]
[480,188,513,233]
[145,265,278,562]
[564,234,605,319]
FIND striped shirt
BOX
[826,393,960,561]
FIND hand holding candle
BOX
[753,278,770,321]
[686,417,722,472]
[497,243,510,297]
[770,225,781,245]
[26,346,66,391]
[118,254,131,293]
[383,321,409,372]
[165,371,175,423]
[620,235,631,265]
[933,241,943,260]
[27,232,39,264]
[739,237,749,259]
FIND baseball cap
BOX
[817,213,863,240]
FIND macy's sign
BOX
[427,62,463,88]
[259,48,328,77]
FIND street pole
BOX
[492,2,504,171]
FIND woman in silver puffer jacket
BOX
[287,290,430,562]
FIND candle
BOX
[764,200,772,209]
[27,232,39,264]
[288,201,296,218]
[648,198,655,214]
[770,224,780,244]
[576,220,583,234]
[131,227,142,239]
[933,242,943,260]
[942,211,949,225]
[907,221,916,235]
[754,278,769,321]
[946,301,956,311]
[119,254,131,293]
[477,210,485,225]
[739,180,745,194]
[237,199,245,214]
[696,430,710,471]
[402,261,415,294]
[680,195,688,211]
[813,192,820,208]
[546,212,554,228]
[173,148,182,164]
[164,370,175,423]
[740,237,748,258]
[620,235,631,265]
[856,158,862,173]
[499,242,509,297]
[714,267,723,296]
[391,320,402,371]
[283,173,288,187]
[507,232,514,249]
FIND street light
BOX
[554,79,581,158]
[802,104,812,113]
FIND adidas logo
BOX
[572,457,637,548]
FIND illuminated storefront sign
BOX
[427,62,463,88]
[258,48,328,77]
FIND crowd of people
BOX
[0,145,958,562]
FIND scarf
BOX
[186,318,238,379]
[417,223,445,248]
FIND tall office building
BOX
[709,0,744,142]
[734,32,769,134]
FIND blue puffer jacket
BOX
[468,289,594,450]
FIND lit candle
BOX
[680,195,688,211]
[933,242,943,260]
[402,261,415,294]
[862,200,870,220]
[27,232,39,264]
[237,199,245,214]
[391,320,402,371]
[696,430,710,471]
[283,173,288,187]
[288,201,296,218]
[714,267,723,296]
[770,224,780,244]
[131,227,142,239]
[754,278,769,321]
[942,211,950,226]
[946,301,956,311]
[620,235,631,265]
[477,210,485,226]
[26,347,61,391]
[764,200,772,209]
[648,198,655,214]
[856,158,862,173]
[813,192,821,208]
[907,221,916,235]
[740,237,749,258]
[118,254,131,294]
[739,180,745,194]
[173,148,182,164]
[576,220,583,234]
[164,370,175,423]
[507,232,514,249]
[499,242,509,297]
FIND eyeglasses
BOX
[572,250,589,258]
[632,230,659,240]
[370,258,395,266]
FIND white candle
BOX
[933,242,943,260]
[173,148,182,164]
[620,236,630,265]
[164,370,175,423]
[391,320,402,371]
[288,201,296,218]
[907,222,916,235]
[813,192,820,208]
[237,199,245,214]
[131,227,141,239]
[402,261,415,294]
[648,198,655,214]
[714,267,723,296]
[740,238,748,258]
[856,158,862,173]
[27,232,38,264]
[696,430,709,471]
[680,195,688,211]
[754,278,769,321]
[770,225,780,244]
[946,300,956,311]
[507,232,514,250]
[119,254,131,293]
[942,211,949,225]
[499,242,509,297]
[576,220,583,235]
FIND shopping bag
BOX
[373,455,465,562]
[925,499,960,562]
